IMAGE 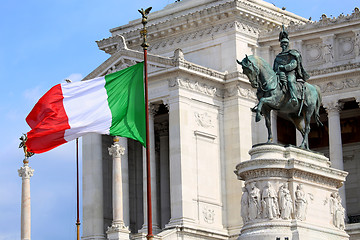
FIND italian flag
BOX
[26,62,146,154]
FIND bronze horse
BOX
[237,55,322,149]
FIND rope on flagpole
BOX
[139,6,153,240]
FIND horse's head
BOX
[237,55,259,88]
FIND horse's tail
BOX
[314,85,323,127]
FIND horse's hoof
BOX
[267,138,273,143]
[255,115,262,122]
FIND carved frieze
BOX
[317,78,360,93]
[168,78,218,97]
[240,181,310,223]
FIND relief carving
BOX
[194,112,214,128]
[278,183,293,220]
[330,192,346,230]
[248,182,261,221]
[294,184,308,221]
[203,206,215,224]
[261,181,280,220]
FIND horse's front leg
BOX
[263,108,273,143]
[255,95,276,122]
[255,98,265,122]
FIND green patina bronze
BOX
[237,26,322,150]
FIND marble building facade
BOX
[81,0,360,239]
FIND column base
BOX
[106,222,130,240]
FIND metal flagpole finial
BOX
[19,133,34,163]
[138,7,152,50]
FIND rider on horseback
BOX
[273,25,310,106]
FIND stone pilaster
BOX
[106,137,130,240]
[323,100,347,210]
[82,133,106,240]
[155,121,170,228]
[141,103,160,233]
[19,159,34,240]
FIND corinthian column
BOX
[18,159,34,240]
[323,100,347,210]
[107,136,130,240]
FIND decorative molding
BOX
[224,84,257,100]
[168,78,218,97]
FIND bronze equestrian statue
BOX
[237,26,322,150]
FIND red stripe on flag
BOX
[25,84,70,153]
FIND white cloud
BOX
[65,73,83,82]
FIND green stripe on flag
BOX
[104,62,146,147]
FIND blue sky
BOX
[0,0,358,239]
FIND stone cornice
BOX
[98,0,308,53]
[259,8,360,43]
[316,76,360,94]
[84,47,256,100]
[308,63,360,78]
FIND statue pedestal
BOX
[235,144,349,240]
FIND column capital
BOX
[18,163,34,179]
[108,141,125,158]
[355,96,360,107]
[149,103,160,117]
[106,222,130,234]
[323,100,344,114]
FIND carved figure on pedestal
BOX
[248,182,261,221]
[330,192,346,230]
[241,185,249,223]
[237,26,323,149]
[278,183,293,220]
[261,182,279,220]
[294,184,307,221]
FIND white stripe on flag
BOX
[62,76,112,141]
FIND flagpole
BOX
[76,138,81,240]
[139,7,153,240]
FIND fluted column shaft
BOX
[19,160,34,240]
[323,100,346,210]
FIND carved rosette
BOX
[108,142,125,158]
[18,163,34,179]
